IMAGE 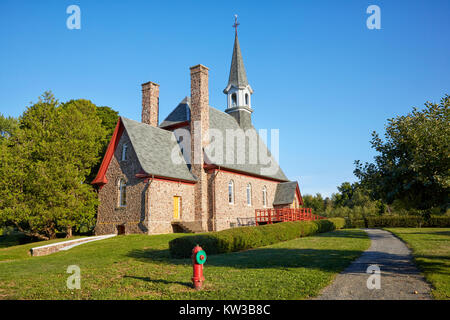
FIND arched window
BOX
[245,93,249,105]
[118,179,127,207]
[228,180,234,204]
[231,93,237,107]
[262,186,267,207]
[121,143,128,161]
[246,183,252,206]
[177,136,184,155]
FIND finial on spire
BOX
[232,14,240,35]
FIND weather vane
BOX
[233,14,240,35]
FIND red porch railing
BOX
[255,208,326,225]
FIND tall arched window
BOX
[118,179,127,207]
[245,93,249,106]
[231,93,237,107]
[228,180,234,204]
[246,183,252,206]
[262,186,267,207]
[121,143,128,161]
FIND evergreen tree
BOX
[0,92,110,239]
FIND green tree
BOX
[332,182,354,208]
[87,105,119,182]
[0,92,108,239]
[0,113,18,138]
[354,95,450,212]
[302,193,325,214]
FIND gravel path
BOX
[317,229,432,300]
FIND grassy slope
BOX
[0,235,84,262]
[0,229,369,300]
[386,228,450,300]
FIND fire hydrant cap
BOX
[195,250,207,264]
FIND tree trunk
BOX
[13,223,50,241]
[66,226,73,238]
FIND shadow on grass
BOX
[414,254,450,276]
[126,230,370,271]
[123,275,192,288]
[315,230,369,240]
[127,247,366,272]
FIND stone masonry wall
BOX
[95,130,147,235]
[212,170,281,231]
[147,179,195,234]
[141,81,159,127]
[95,128,196,235]
[190,64,210,231]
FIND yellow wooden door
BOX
[173,196,181,220]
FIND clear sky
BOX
[1,0,449,197]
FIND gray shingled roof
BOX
[159,97,190,128]
[224,33,249,93]
[160,100,288,181]
[121,117,196,182]
[273,181,298,205]
[207,107,288,181]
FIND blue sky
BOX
[1,0,449,197]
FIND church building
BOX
[92,24,304,235]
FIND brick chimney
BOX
[141,81,159,126]
[190,64,209,231]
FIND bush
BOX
[344,216,450,228]
[169,218,345,258]
[328,217,346,230]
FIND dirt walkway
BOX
[317,229,432,300]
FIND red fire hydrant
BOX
[191,245,207,290]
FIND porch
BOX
[255,208,325,225]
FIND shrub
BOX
[344,216,450,228]
[328,217,346,230]
[169,218,345,258]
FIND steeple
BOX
[224,15,253,128]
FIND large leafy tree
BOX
[87,105,119,182]
[354,95,450,212]
[0,92,111,239]
[0,113,18,138]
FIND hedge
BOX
[169,218,346,258]
[345,216,450,228]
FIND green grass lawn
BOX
[0,229,369,300]
[0,235,84,262]
[386,228,450,300]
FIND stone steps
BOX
[172,221,204,233]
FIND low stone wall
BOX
[30,235,115,256]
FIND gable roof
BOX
[92,117,196,186]
[121,117,196,182]
[273,181,303,205]
[161,98,288,181]
[159,97,190,128]
[207,107,288,181]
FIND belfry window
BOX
[118,179,127,207]
[245,93,249,106]
[231,93,237,107]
